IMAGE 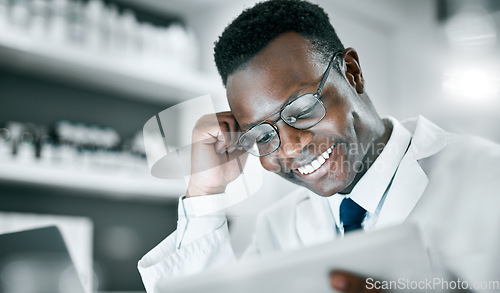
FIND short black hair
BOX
[214,0,344,87]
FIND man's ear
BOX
[342,48,364,94]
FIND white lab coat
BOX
[138,116,500,293]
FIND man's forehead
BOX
[226,33,323,126]
[227,68,315,129]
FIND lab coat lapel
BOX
[295,193,338,246]
[295,117,448,240]
[375,149,428,228]
[375,116,447,229]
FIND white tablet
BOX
[157,223,432,293]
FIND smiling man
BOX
[138,1,500,293]
[225,32,390,197]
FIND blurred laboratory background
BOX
[0,0,499,292]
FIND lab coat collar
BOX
[297,116,448,238]
[402,115,448,160]
[346,116,412,214]
[375,116,448,228]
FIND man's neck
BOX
[339,118,393,194]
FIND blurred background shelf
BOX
[0,0,203,292]
[0,33,221,104]
[0,159,185,200]
[2,0,500,292]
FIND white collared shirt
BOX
[326,117,412,234]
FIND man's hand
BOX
[330,270,382,293]
[186,111,248,197]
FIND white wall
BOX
[180,0,500,142]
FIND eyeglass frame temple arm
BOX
[316,52,342,97]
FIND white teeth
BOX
[296,145,335,175]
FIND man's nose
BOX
[276,122,313,158]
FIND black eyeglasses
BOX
[237,52,342,157]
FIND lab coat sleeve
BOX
[137,195,236,293]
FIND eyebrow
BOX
[240,53,338,131]
[241,89,304,130]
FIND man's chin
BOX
[282,172,353,197]
[305,183,347,197]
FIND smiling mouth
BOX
[296,144,335,175]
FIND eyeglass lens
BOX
[239,94,326,156]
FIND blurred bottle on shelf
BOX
[1,119,148,175]
[84,0,105,52]
[48,0,69,44]
[67,0,86,46]
[16,125,36,164]
[0,0,200,72]
[28,0,48,40]
[39,135,57,164]
[120,9,139,57]
[9,0,31,33]
[4,122,23,159]
[2,122,37,164]
[0,0,7,30]
[0,126,12,159]
[54,120,78,166]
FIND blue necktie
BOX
[340,197,366,233]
